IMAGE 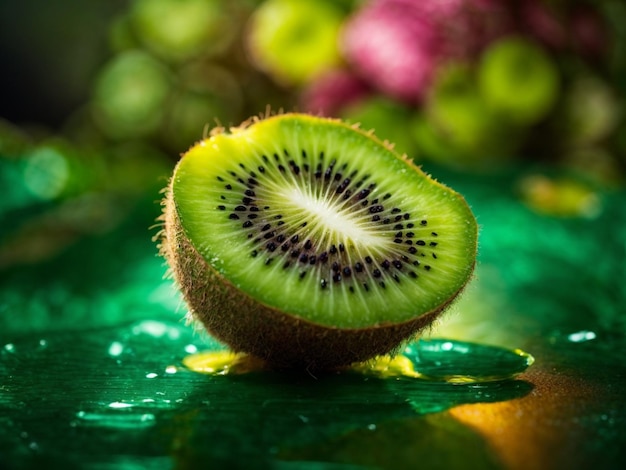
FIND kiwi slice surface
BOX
[164,114,477,367]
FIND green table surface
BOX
[1,166,625,469]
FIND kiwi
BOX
[160,113,477,369]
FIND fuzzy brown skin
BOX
[162,188,465,370]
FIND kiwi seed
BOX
[159,113,478,369]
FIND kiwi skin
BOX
[160,114,476,370]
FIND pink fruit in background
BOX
[300,68,371,117]
[341,0,512,103]
[413,0,513,58]
[341,1,440,103]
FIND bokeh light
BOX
[130,0,236,62]
[247,0,345,85]
[23,145,70,200]
[92,50,171,139]
[478,36,560,125]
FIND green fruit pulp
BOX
[171,114,477,329]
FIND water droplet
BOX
[131,320,181,340]
[184,344,198,354]
[403,339,534,383]
[3,343,15,353]
[108,402,133,409]
[75,410,156,429]
[108,341,124,356]
[567,330,596,343]
[165,365,177,374]
[146,372,158,379]
[440,341,454,351]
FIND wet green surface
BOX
[0,321,532,469]
[1,165,626,469]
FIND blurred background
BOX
[1,0,626,468]
[1,0,624,336]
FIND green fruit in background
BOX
[413,65,518,168]
[428,65,515,164]
[341,96,416,157]
[92,50,171,139]
[247,0,344,86]
[478,37,559,125]
[558,75,621,147]
[130,0,235,62]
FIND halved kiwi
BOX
[161,113,477,369]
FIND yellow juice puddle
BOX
[182,350,268,375]
[350,354,420,378]
[182,342,533,383]
[351,355,521,383]
[182,351,474,381]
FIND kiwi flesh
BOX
[161,113,477,369]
